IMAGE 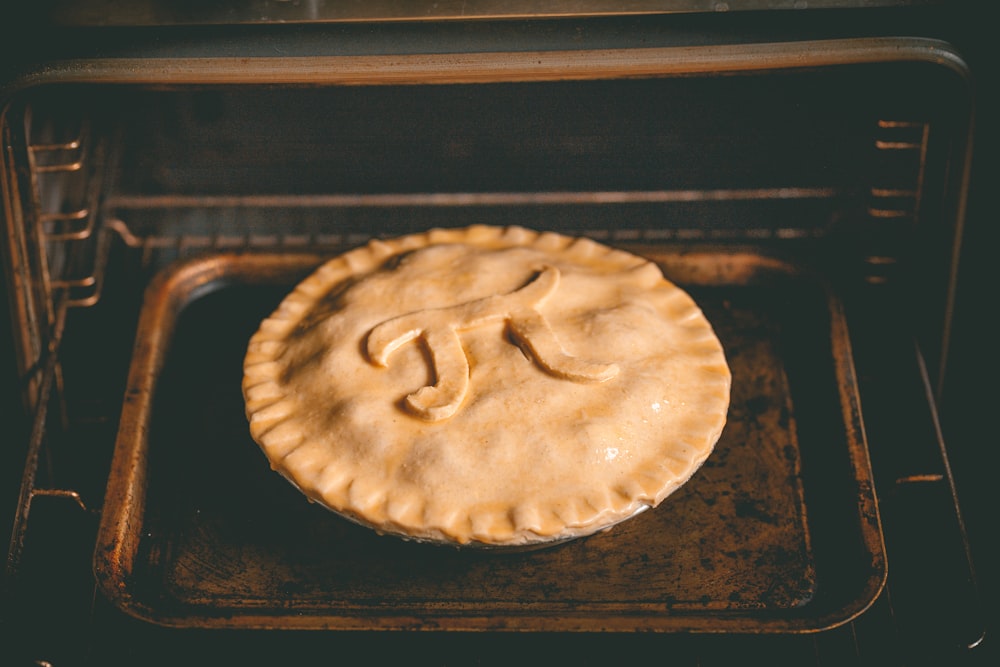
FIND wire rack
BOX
[4,92,986,664]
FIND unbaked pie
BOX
[243,225,731,547]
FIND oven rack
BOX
[26,111,931,323]
[4,224,987,665]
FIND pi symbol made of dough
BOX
[365,265,619,421]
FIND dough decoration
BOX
[366,265,619,421]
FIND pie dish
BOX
[242,225,731,548]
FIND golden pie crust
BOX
[243,225,731,547]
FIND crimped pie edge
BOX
[242,225,731,547]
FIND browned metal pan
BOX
[94,246,885,632]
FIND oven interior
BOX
[2,11,992,666]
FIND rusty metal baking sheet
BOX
[94,249,885,632]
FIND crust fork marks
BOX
[366,265,619,421]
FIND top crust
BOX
[243,225,731,547]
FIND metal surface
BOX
[33,0,949,27]
[94,248,884,632]
[3,38,972,89]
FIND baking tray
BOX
[94,247,885,632]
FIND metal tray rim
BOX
[93,247,887,633]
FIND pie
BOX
[242,225,731,547]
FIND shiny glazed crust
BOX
[243,225,731,547]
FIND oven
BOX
[2,3,994,665]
